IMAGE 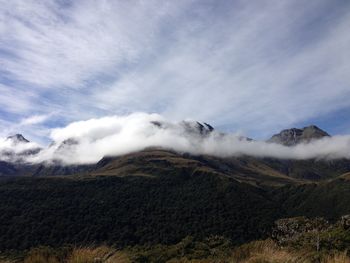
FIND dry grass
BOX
[66,246,114,263]
[3,240,350,263]
[23,253,60,263]
[231,239,300,263]
[231,240,350,263]
[104,251,131,263]
[340,172,350,181]
[321,251,350,263]
[16,246,131,263]
[0,260,17,263]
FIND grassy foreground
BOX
[1,237,349,263]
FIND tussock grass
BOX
[321,251,350,263]
[23,253,59,263]
[66,246,115,263]
[231,239,300,263]
[231,239,350,263]
[2,239,350,263]
[19,245,130,263]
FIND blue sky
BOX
[0,0,350,143]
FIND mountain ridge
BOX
[1,124,349,186]
[1,125,350,253]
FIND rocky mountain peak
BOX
[150,120,214,136]
[181,121,214,136]
[268,125,330,146]
[6,134,29,144]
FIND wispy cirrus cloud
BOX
[19,114,51,126]
[0,0,182,88]
[0,0,350,140]
[93,1,350,137]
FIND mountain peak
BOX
[6,134,29,144]
[302,125,328,134]
[268,125,330,146]
[150,120,214,136]
[181,121,214,136]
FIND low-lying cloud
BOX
[1,113,350,165]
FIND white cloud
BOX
[19,114,51,126]
[1,113,346,165]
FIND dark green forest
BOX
[0,170,279,250]
[0,168,350,251]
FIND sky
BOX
[1,0,350,144]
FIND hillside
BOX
[1,126,350,253]
[2,147,350,188]
[0,169,280,250]
[87,148,350,185]
[1,162,350,251]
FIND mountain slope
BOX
[88,149,302,186]
[1,148,350,185]
[89,148,350,185]
[0,169,280,250]
[273,178,350,220]
[1,167,350,251]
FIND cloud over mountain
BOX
[1,113,350,165]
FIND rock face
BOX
[268,125,330,146]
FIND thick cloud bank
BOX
[1,113,350,165]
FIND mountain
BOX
[89,149,300,186]
[2,147,349,183]
[1,125,350,183]
[267,125,330,146]
[1,157,350,251]
[6,134,30,144]
[181,121,214,135]
[86,148,350,183]
[0,125,350,252]
[0,134,41,162]
[1,151,340,184]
